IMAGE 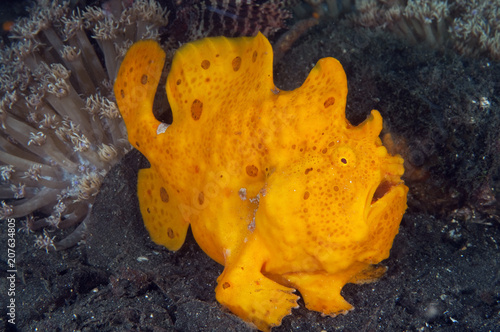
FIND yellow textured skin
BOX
[114,33,409,331]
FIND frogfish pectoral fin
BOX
[137,168,189,251]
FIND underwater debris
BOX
[274,16,319,63]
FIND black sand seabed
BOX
[1,19,500,332]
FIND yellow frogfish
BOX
[114,32,408,331]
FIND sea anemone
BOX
[0,0,168,250]
[351,0,449,48]
[349,0,500,60]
